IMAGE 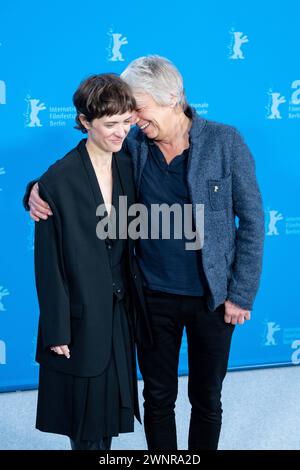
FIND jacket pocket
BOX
[70,304,84,319]
[208,174,232,211]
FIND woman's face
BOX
[133,92,176,141]
[82,112,133,152]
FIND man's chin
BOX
[142,126,158,139]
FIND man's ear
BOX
[170,95,178,109]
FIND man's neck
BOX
[154,112,192,163]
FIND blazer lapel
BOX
[76,139,111,269]
[77,139,106,209]
[114,151,135,210]
[114,151,137,262]
[136,141,149,196]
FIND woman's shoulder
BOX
[39,143,81,187]
[39,142,83,204]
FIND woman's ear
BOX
[79,114,90,131]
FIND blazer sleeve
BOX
[34,181,71,349]
[227,130,265,310]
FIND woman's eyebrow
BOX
[104,116,132,123]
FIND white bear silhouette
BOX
[268,93,286,119]
[0,167,5,192]
[231,32,249,59]
[267,210,283,236]
[110,34,128,61]
[0,340,6,365]
[28,99,46,127]
[0,80,6,104]
[265,322,281,346]
[0,286,9,312]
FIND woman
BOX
[32,73,151,450]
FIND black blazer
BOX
[34,139,152,377]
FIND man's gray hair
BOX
[121,55,187,109]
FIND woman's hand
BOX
[29,183,53,222]
[50,345,70,359]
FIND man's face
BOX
[133,92,174,141]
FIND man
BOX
[24,56,264,450]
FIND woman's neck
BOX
[86,139,112,173]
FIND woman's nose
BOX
[114,125,126,137]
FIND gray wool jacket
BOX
[125,109,265,312]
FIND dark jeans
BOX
[137,290,235,451]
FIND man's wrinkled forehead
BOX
[133,92,150,108]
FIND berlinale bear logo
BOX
[0,167,5,192]
[0,340,6,365]
[25,97,46,127]
[266,210,284,236]
[230,31,249,60]
[108,32,128,62]
[0,286,9,311]
[0,80,6,104]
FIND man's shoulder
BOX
[127,126,144,141]
[198,115,238,139]
[207,119,236,133]
[123,126,144,151]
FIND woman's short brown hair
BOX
[73,73,136,133]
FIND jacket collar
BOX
[188,107,207,143]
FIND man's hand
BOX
[224,300,251,325]
[50,345,70,359]
[29,183,53,222]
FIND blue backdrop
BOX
[1,0,300,391]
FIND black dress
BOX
[36,156,136,441]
